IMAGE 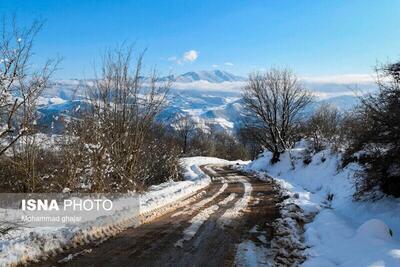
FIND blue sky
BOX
[1,0,400,79]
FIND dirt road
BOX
[31,165,280,267]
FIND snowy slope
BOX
[36,92,360,135]
[175,70,245,83]
[36,71,365,135]
[244,143,400,266]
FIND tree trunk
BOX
[183,135,187,154]
[271,151,280,164]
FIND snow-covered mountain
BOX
[155,70,244,83]
[159,93,245,133]
[174,70,245,83]
[36,70,365,134]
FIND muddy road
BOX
[31,166,280,267]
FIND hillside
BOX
[36,71,364,134]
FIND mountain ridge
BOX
[37,70,366,135]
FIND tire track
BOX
[29,165,280,267]
[218,175,253,227]
[174,188,238,248]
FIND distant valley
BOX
[37,70,368,134]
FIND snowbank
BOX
[0,157,240,266]
[244,145,400,266]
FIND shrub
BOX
[347,61,400,197]
[302,104,342,152]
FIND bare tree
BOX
[62,46,171,192]
[0,17,58,156]
[304,104,342,152]
[238,125,263,160]
[346,61,400,197]
[174,115,196,154]
[242,68,312,163]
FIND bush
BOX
[347,61,400,198]
[0,46,183,194]
[138,124,182,188]
[183,127,251,161]
[302,148,313,165]
[302,104,342,152]
[0,138,62,193]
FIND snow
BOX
[172,181,228,218]
[175,205,219,248]
[243,144,400,266]
[37,96,67,106]
[356,219,392,240]
[58,249,92,264]
[235,240,271,267]
[174,70,245,83]
[38,81,363,136]
[219,176,252,226]
[219,193,236,205]
[0,156,242,266]
[175,184,238,248]
[235,224,271,267]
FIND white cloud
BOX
[301,73,375,84]
[312,91,359,100]
[224,62,234,66]
[169,79,375,97]
[166,73,377,95]
[168,50,199,65]
[183,50,198,62]
[212,64,219,68]
[173,80,245,92]
[299,73,377,99]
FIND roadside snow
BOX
[235,225,271,267]
[58,249,92,264]
[244,145,400,266]
[0,157,242,266]
[235,240,271,267]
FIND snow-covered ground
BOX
[235,240,270,267]
[0,156,242,266]
[243,142,400,267]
